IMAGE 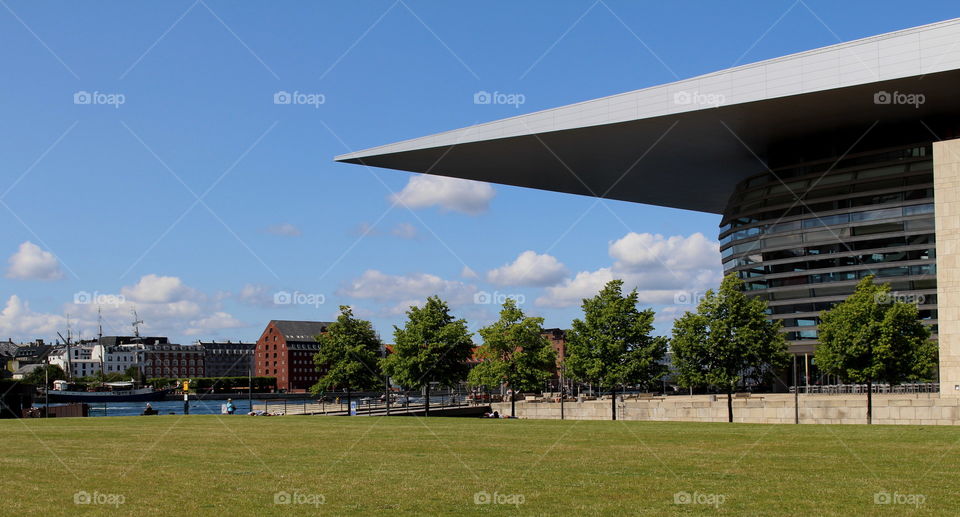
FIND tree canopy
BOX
[815,276,935,385]
[311,305,384,396]
[22,364,66,387]
[381,296,474,409]
[671,274,789,421]
[565,279,668,419]
[468,299,557,415]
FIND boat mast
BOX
[131,307,143,338]
[57,327,72,380]
[66,314,73,380]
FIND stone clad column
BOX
[934,139,960,397]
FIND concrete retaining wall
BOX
[491,394,960,425]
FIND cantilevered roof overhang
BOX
[336,18,960,214]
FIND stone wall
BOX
[934,138,960,397]
[491,394,960,425]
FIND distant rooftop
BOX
[270,320,335,342]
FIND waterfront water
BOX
[75,399,278,417]
[56,395,455,417]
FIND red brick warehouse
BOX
[255,320,333,392]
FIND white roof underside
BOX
[337,18,960,161]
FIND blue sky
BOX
[1,0,957,344]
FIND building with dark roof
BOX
[198,341,255,378]
[0,340,18,377]
[255,320,333,391]
[335,19,960,395]
[9,342,52,374]
[141,342,204,379]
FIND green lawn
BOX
[1,415,956,516]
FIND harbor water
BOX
[53,396,455,417]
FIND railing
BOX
[253,396,470,416]
[789,382,939,395]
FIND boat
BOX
[45,380,171,403]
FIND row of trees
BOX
[310,273,936,423]
[311,297,554,416]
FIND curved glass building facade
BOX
[719,143,938,364]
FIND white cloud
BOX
[610,232,719,271]
[1,274,249,342]
[536,268,614,308]
[461,266,478,279]
[391,222,418,239]
[338,269,476,306]
[5,241,63,281]
[236,283,275,308]
[391,174,495,215]
[121,274,198,304]
[486,250,568,287]
[264,223,302,237]
[0,295,65,338]
[535,232,723,309]
[185,312,246,336]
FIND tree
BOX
[671,274,789,422]
[124,366,141,383]
[815,276,935,424]
[381,296,474,416]
[565,279,669,421]
[23,364,66,388]
[468,299,557,417]
[311,305,383,414]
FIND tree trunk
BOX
[727,390,733,423]
[425,383,430,417]
[347,387,352,416]
[510,388,516,418]
[611,385,617,421]
[866,378,873,425]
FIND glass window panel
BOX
[767,221,801,234]
[856,164,906,180]
[803,213,849,228]
[903,203,934,216]
[763,234,803,248]
[850,207,901,222]
[817,172,853,185]
[852,222,903,236]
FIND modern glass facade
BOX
[719,143,939,357]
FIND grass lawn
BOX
[1,415,957,516]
